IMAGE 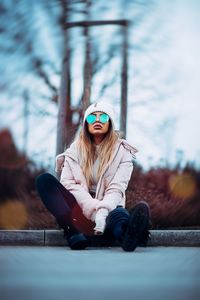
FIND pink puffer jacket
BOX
[55,139,138,221]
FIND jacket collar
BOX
[63,139,138,162]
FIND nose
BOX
[94,115,101,122]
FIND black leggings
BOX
[35,173,129,239]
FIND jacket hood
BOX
[120,139,138,158]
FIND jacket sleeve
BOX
[96,150,134,212]
[60,158,99,220]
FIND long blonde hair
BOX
[76,121,119,187]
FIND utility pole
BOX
[56,18,129,156]
[65,19,129,139]
[120,21,128,138]
[82,0,92,111]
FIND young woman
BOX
[36,102,150,251]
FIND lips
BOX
[93,123,103,129]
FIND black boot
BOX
[64,226,90,250]
[122,201,150,252]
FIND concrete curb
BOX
[0,230,200,247]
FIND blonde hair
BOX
[76,121,119,187]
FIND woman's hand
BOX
[94,208,109,235]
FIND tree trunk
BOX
[56,1,71,155]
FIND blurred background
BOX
[0,0,200,230]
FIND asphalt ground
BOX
[0,246,199,300]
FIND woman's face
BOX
[87,111,110,137]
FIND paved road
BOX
[0,246,199,300]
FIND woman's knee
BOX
[109,206,129,217]
[106,206,129,228]
[35,172,55,190]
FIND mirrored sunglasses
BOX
[86,113,109,124]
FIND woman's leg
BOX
[36,173,78,232]
[35,173,92,249]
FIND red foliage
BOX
[0,129,199,229]
[126,164,200,229]
[0,128,58,229]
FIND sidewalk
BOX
[0,246,200,300]
[0,229,200,246]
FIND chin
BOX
[93,130,103,134]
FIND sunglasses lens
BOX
[100,113,109,123]
[86,114,96,124]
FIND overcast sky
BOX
[128,0,200,169]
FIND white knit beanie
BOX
[83,102,115,129]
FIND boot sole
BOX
[122,202,150,252]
